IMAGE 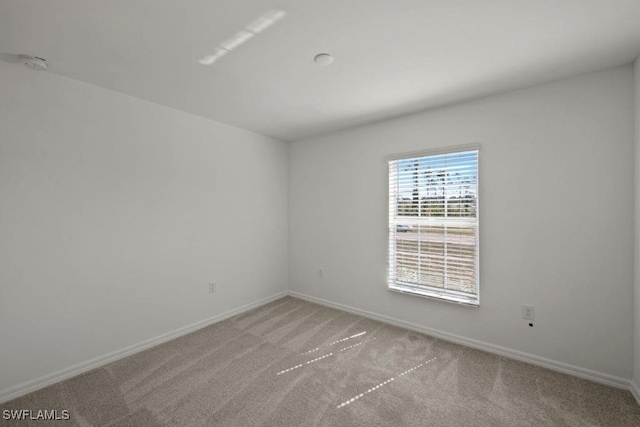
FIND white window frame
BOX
[387,144,480,307]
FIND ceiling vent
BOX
[18,55,48,71]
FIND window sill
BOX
[388,284,479,307]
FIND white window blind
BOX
[388,147,479,306]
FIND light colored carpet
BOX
[2,296,639,426]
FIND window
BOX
[387,145,479,306]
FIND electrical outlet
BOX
[318,268,324,279]
[209,282,216,293]
[522,304,535,321]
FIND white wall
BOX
[289,66,634,379]
[634,57,640,390]
[0,61,288,394]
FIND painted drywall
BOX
[0,61,288,393]
[289,66,634,379]
[634,57,640,390]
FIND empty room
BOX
[2,1,640,426]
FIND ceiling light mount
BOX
[18,55,48,71]
[314,53,333,66]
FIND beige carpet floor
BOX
[2,296,639,426]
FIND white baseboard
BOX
[631,380,640,406]
[288,291,632,391]
[4,290,637,406]
[0,291,288,404]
